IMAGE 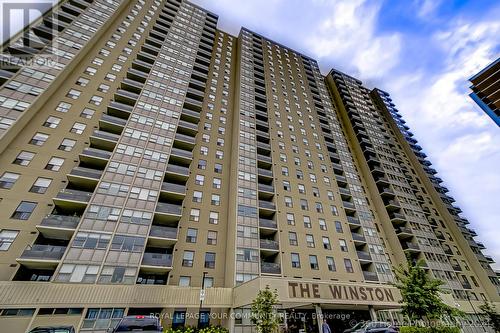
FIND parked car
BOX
[28,326,75,333]
[343,321,366,333]
[109,315,162,332]
[353,321,398,333]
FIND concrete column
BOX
[227,308,235,332]
[315,304,323,333]
[368,306,377,321]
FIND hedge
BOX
[164,326,229,333]
[400,326,461,333]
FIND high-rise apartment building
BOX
[469,57,500,126]
[0,0,498,332]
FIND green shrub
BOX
[164,326,228,333]
[400,326,460,333]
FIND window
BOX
[70,122,86,134]
[215,150,223,159]
[213,178,221,189]
[205,252,216,268]
[56,101,71,113]
[29,132,49,146]
[281,167,289,176]
[105,73,116,81]
[80,108,95,119]
[344,258,354,273]
[45,157,64,171]
[186,228,197,243]
[76,77,89,86]
[195,175,205,185]
[0,172,19,189]
[298,184,305,194]
[207,231,217,245]
[30,177,52,194]
[319,219,327,231]
[209,211,219,224]
[300,199,309,210]
[283,181,291,191]
[214,164,223,173]
[211,194,220,206]
[323,237,331,249]
[309,255,319,270]
[0,230,18,250]
[182,251,194,267]
[43,116,61,128]
[58,138,76,151]
[189,208,200,222]
[66,89,81,99]
[335,221,343,233]
[315,202,323,213]
[193,191,203,203]
[203,277,214,288]
[179,276,191,287]
[13,151,35,166]
[89,95,103,105]
[200,146,208,155]
[339,239,348,252]
[291,253,300,268]
[81,308,124,331]
[306,234,315,247]
[11,201,37,220]
[284,196,293,207]
[98,84,109,92]
[326,257,336,271]
[331,205,339,216]
[198,160,207,170]
[289,232,298,246]
[286,213,295,225]
[303,216,312,228]
[312,187,320,197]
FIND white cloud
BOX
[307,0,402,79]
[413,0,442,19]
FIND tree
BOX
[251,285,280,333]
[479,301,500,332]
[392,258,462,324]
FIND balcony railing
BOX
[260,239,279,250]
[20,245,66,260]
[261,262,281,274]
[259,218,277,229]
[170,147,193,159]
[69,167,103,180]
[40,215,80,229]
[55,189,92,203]
[403,242,420,251]
[149,225,178,239]
[346,216,361,225]
[155,202,182,216]
[161,182,186,195]
[166,164,189,176]
[357,251,372,261]
[142,253,173,267]
[81,147,112,160]
[258,183,274,193]
[258,168,273,178]
[259,200,276,210]
[351,233,366,242]
[363,271,379,282]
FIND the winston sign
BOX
[288,282,398,303]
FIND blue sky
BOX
[194,0,500,268]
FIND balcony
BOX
[452,264,462,272]
[351,232,366,244]
[141,253,173,272]
[385,200,401,212]
[258,183,274,194]
[261,262,281,275]
[257,154,272,166]
[260,239,279,251]
[148,225,178,247]
[342,201,356,213]
[160,182,186,200]
[108,101,133,119]
[363,271,379,282]
[346,216,361,226]
[380,187,395,198]
[461,281,472,290]
[99,114,126,134]
[403,242,421,253]
[18,245,66,267]
[165,164,190,180]
[339,187,352,200]
[389,212,406,224]
[258,200,276,211]
[67,167,102,189]
[155,202,182,222]
[183,97,203,113]
[258,168,273,179]
[90,130,119,151]
[79,147,111,168]
[180,108,201,123]
[357,250,372,262]
[37,215,80,240]
[335,174,348,185]
[259,218,277,230]
[170,147,193,162]
[115,89,139,106]
[177,119,198,135]
[174,133,196,150]
[396,227,413,238]
[53,189,92,210]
